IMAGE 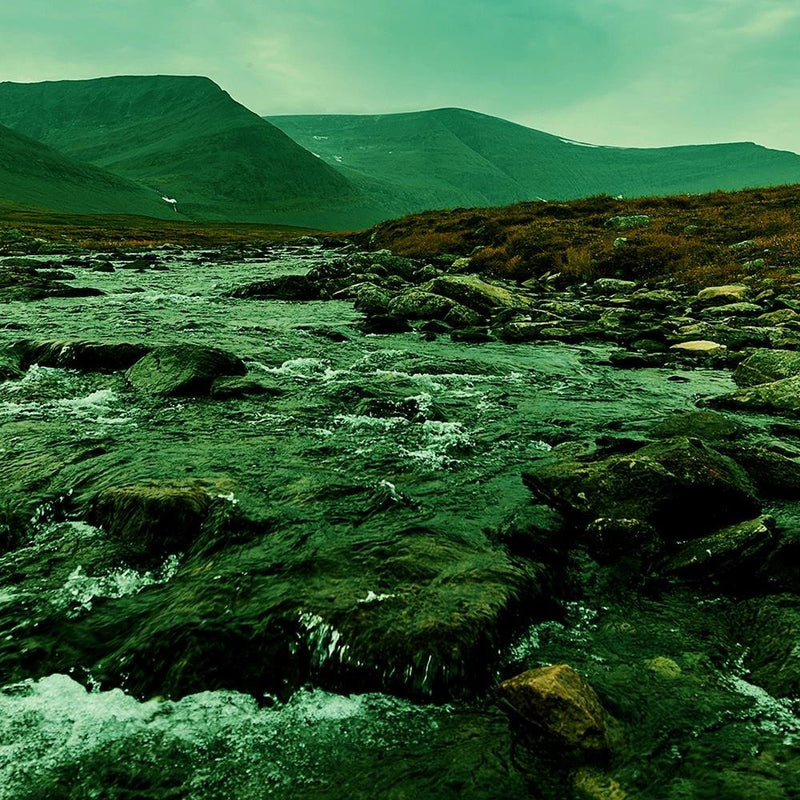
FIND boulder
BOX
[349,282,392,315]
[649,410,746,441]
[419,275,531,316]
[89,482,214,559]
[604,215,651,230]
[733,349,800,388]
[209,376,284,399]
[669,340,727,356]
[498,664,612,751]
[12,339,150,371]
[523,437,759,538]
[229,274,321,301]
[387,290,480,327]
[694,284,750,308]
[126,344,247,397]
[719,445,800,499]
[663,516,778,587]
[707,375,800,416]
[699,302,763,319]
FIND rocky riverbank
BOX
[1,239,799,798]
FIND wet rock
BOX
[12,339,150,371]
[126,344,247,396]
[669,340,727,356]
[707,375,800,415]
[523,437,760,538]
[387,290,480,327]
[229,274,321,301]
[649,410,746,441]
[89,482,215,559]
[733,349,800,388]
[209,376,284,399]
[498,664,613,752]
[419,275,531,316]
[628,290,682,311]
[694,284,751,308]
[91,261,116,273]
[0,267,105,303]
[349,282,392,315]
[663,516,778,587]
[359,314,413,334]
[584,517,662,567]
[720,446,800,498]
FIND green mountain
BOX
[0,123,177,218]
[269,108,800,215]
[0,75,370,228]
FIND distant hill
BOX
[0,76,372,228]
[0,123,177,218]
[270,108,800,215]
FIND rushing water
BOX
[1,244,797,798]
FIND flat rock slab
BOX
[126,344,247,396]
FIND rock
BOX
[359,315,413,334]
[591,278,638,295]
[757,309,799,326]
[707,375,800,415]
[628,290,682,311]
[91,261,116,273]
[419,275,531,315]
[733,349,800,388]
[694,284,750,308]
[126,344,247,396]
[498,664,612,751]
[0,267,105,303]
[350,282,392,315]
[523,437,759,538]
[229,275,321,301]
[387,290,480,327]
[669,340,727,356]
[604,215,651,230]
[663,516,777,587]
[584,517,661,567]
[89,482,214,559]
[699,302,764,319]
[719,446,800,499]
[12,340,150,371]
[649,410,746,441]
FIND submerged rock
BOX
[126,344,247,396]
[498,664,613,751]
[13,339,150,371]
[524,437,760,537]
[229,274,321,301]
[89,482,215,559]
[0,267,105,303]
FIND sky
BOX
[2,0,799,154]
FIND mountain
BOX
[0,76,370,228]
[269,108,800,215]
[0,123,178,218]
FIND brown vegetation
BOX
[354,185,800,289]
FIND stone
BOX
[0,267,105,303]
[229,274,321,301]
[628,290,681,311]
[523,437,759,538]
[708,375,800,416]
[733,349,800,388]
[604,215,651,230]
[649,410,746,441]
[209,376,284,399]
[419,275,531,315]
[663,516,777,587]
[757,309,799,326]
[387,290,480,326]
[669,340,727,356]
[699,302,764,319]
[498,664,612,751]
[720,446,800,499]
[12,339,150,371]
[694,284,750,308]
[350,282,392,315]
[126,344,247,397]
[89,482,214,559]
[591,278,638,295]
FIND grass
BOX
[353,185,800,290]
[0,202,319,252]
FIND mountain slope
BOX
[0,76,368,227]
[0,123,179,218]
[269,108,800,215]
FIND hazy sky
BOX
[2,0,799,153]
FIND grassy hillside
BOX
[270,108,800,214]
[0,124,178,218]
[0,76,374,228]
[356,183,800,290]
